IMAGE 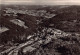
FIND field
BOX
[0,5,80,55]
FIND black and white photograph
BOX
[0,0,80,55]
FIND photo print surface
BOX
[0,0,80,55]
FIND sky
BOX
[0,0,80,5]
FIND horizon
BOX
[0,0,80,5]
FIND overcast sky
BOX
[0,0,80,5]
